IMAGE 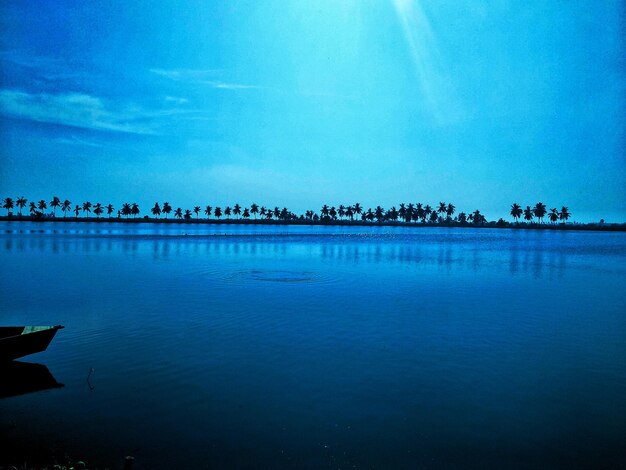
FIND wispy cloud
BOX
[0,89,192,134]
[151,68,262,90]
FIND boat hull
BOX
[0,326,64,361]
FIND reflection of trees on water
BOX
[1,234,571,278]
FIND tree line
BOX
[2,196,573,225]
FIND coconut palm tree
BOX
[174,208,183,219]
[184,209,192,220]
[225,206,232,219]
[121,203,131,218]
[398,203,407,222]
[93,203,103,218]
[424,205,433,222]
[366,208,374,222]
[446,203,455,220]
[131,203,140,218]
[214,207,222,219]
[416,203,425,223]
[82,201,91,217]
[523,206,533,222]
[559,206,571,223]
[345,206,354,220]
[16,197,27,216]
[549,208,559,223]
[472,209,485,225]
[273,207,280,219]
[250,203,259,219]
[458,212,467,224]
[162,202,172,219]
[204,205,212,219]
[429,210,438,223]
[50,196,61,217]
[233,204,241,219]
[338,205,346,220]
[3,197,14,215]
[194,206,201,219]
[242,208,250,219]
[353,203,362,219]
[510,203,522,223]
[329,206,337,220]
[533,202,547,223]
[73,204,80,218]
[29,201,37,215]
[321,205,330,219]
[106,204,114,218]
[38,199,47,215]
[151,202,161,218]
[62,199,72,218]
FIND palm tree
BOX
[38,199,47,215]
[82,201,91,217]
[437,202,447,220]
[16,197,27,216]
[106,204,114,218]
[194,206,201,219]
[424,205,433,222]
[184,209,192,220]
[50,196,61,217]
[250,203,259,219]
[121,203,131,218]
[458,212,467,224]
[366,208,374,222]
[242,208,250,219]
[321,205,330,219]
[214,207,222,219]
[559,206,571,223]
[416,203,425,223]
[429,210,438,223]
[62,199,72,218]
[533,202,547,223]
[131,203,139,218]
[273,207,280,219]
[204,205,212,219]
[174,208,183,219]
[225,206,232,219]
[446,203,455,220]
[548,208,559,223]
[2,197,14,215]
[338,205,345,220]
[233,204,241,219]
[162,202,172,219]
[29,201,37,215]
[353,203,362,219]
[93,203,103,219]
[329,206,337,220]
[345,206,354,220]
[523,206,533,223]
[73,204,80,218]
[510,203,522,223]
[398,203,407,222]
[472,209,485,225]
[151,202,161,218]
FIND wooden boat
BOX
[0,325,64,361]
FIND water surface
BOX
[1,222,625,469]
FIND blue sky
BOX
[0,0,624,221]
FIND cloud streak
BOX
[0,89,199,134]
[151,68,262,90]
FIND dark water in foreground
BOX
[1,222,625,469]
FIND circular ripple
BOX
[230,269,317,283]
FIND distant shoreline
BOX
[1,216,624,232]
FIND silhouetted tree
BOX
[151,203,161,218]
[121,203,131,218]
[242,208,250,219]
[184,209,192,220]
[2,197,14,215]
[106,204,114,218]
[225,206,232,219]
[233,204,241,219]
[16,197,27,216]
[446,203,455,220]
[194,206,201,219]
[131,203,140,218]
[73,205,80,218]
[353,203,363,219]
[510,203,522,223]
[204,205,212,219]
[429,210,438,223]
[338,205,345,220]
[549,208,559,223]
[38,199,47,215]
[250,203,259,219]
[82,201,91,217]
[50,196,61,217]
[62,199,72,218]
[174,208,183,219]
[458,212,467,224]
[523,206,533,222]
[162,202,172,219]
[93,203,103,218]
[559,206,571,223]
[29,201,37,215]
[214,207,222,219]
[533,202,547,223]
[329,206,337,220]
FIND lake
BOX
[1,222,625,469]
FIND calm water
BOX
[1,222,625,469]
